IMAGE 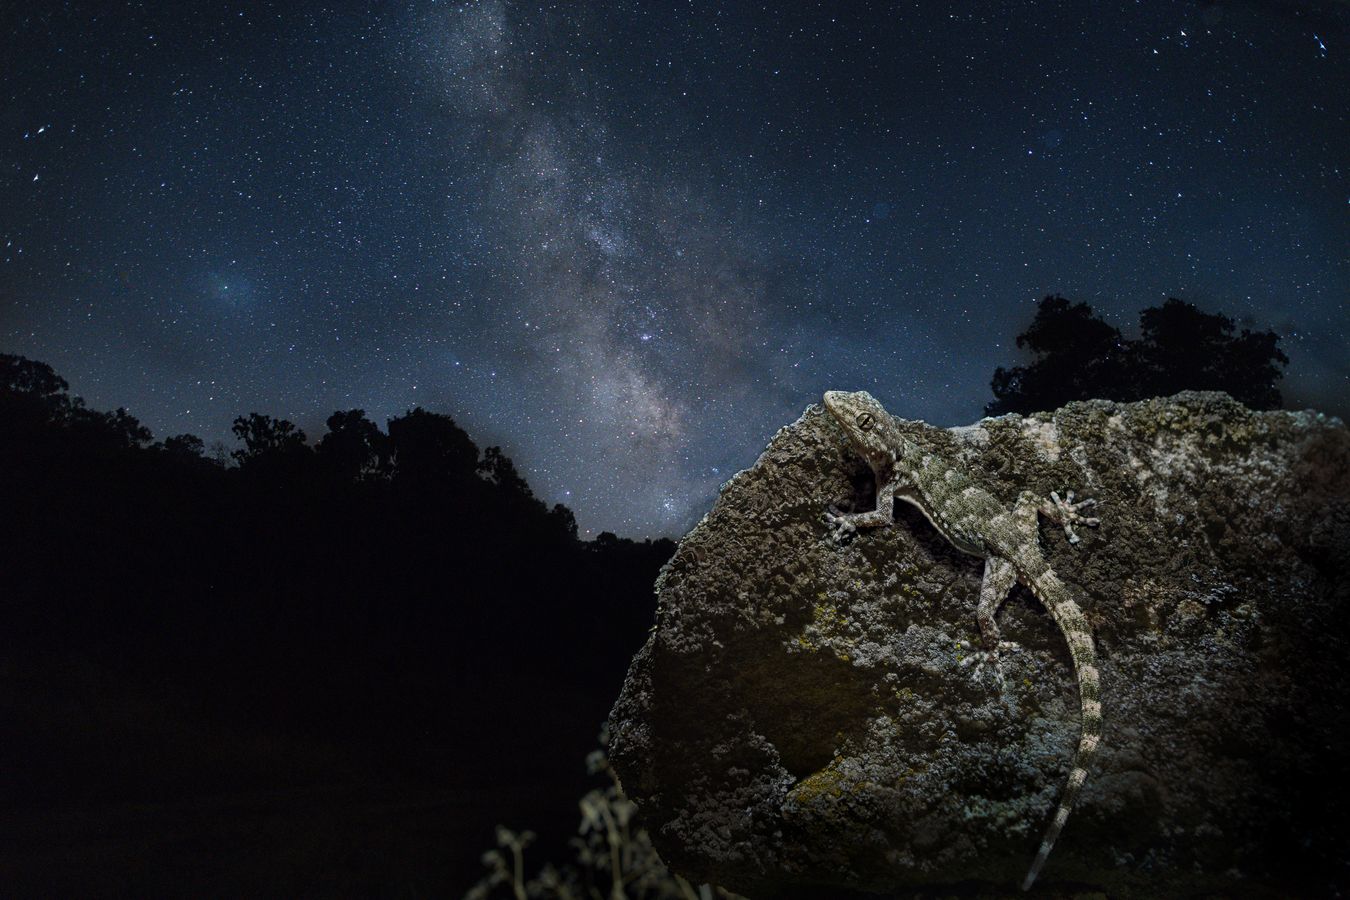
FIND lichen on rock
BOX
[608,392,1350,898]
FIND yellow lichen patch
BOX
[789,757,899,813]
[812,600,850,634]
[788,765,848,805]
[791,600,855,660]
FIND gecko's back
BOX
[822,390,1102,890]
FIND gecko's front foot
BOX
[956,639,1022,687]
[1047,490,1100,544]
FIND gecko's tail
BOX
[1019,574,1102,892]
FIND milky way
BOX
[2,2,1346,536]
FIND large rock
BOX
[608,392,1350,898]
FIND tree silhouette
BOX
[1135,298,1289,409]
[0,353,74,433]
[386,406,480,484]
[1,352,70,398]
[315,409,390,481]
[160,433,207,459]
[68,405,153,450]
[987,296,1132,416]
[548,503,579,541]
[478,445,533,498]
[987,295,1288,415]
[1,353,155,450]
[230,412,311,476]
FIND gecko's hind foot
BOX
[1048,490,1101,544]
[956,640,1022,686]
[823,506,857,544]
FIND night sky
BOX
[3,1,1346,538]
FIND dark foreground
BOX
[0,355,672,897]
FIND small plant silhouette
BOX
[465,732,745,900]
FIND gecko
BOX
[821,390,1101,892]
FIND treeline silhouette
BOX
[0,352,674,893]
[987,295,1288,415]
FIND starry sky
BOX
[3,1,1346,538]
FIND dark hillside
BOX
[0,353,673,895]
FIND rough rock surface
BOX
[608,392,1350,899]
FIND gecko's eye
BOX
[855,412,874,431]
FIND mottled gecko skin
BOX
[822,390,1101,892]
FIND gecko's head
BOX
[823,390,900,466]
